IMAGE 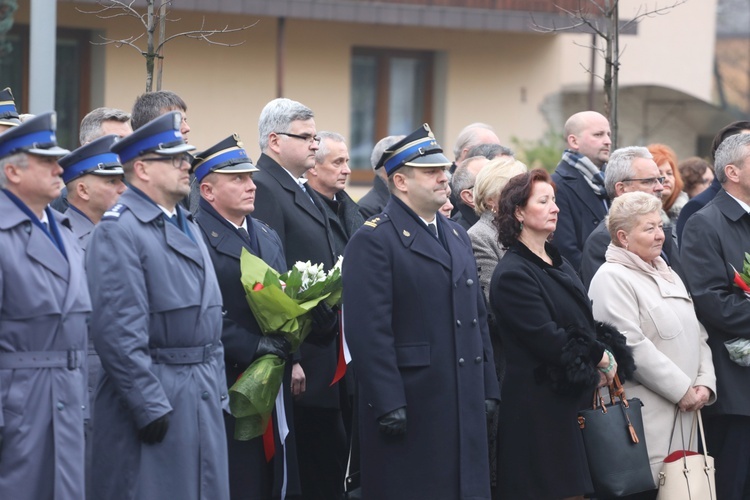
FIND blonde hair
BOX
[473,156,527,215]
[606,191,662,245]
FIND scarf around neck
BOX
[604,243,675,283]
[562,149,607,199]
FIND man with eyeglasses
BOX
[252,98,345,500]
[579,146,686,289]
[85,111,230,500]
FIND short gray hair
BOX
[466,143,514,160]
[0,152,28,188]
[451,156,483,194]
[606,191,662,244]
[452,123,495,161]
[604,146,653,199]
[315,131,346,164]
[473,156,528,215]
[714,133,750,184]
[79,107,131,144]
[370,135,404,171]
[258,98,315,153]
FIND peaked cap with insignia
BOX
[376,123,451,176]
[190,134,258,183]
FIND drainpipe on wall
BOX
[29,0,56,113]
[276,17,285,98]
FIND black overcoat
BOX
[551,159,608,271]
[252,154,341,409]
[490,242,603,499]
[195,201,301,499]
[681,189,750,417]
[343,197,500,500]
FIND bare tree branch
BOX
[76,0,148,29]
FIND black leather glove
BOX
[255,334,292,360]
[305,303,338,347]
[139,414,170,444]
[485,399,499,430]
[378,407,407,436]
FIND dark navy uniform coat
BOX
[86,188,229,500]
[343,197,500,500]
[195,200,301,499]
[0,192,91,500]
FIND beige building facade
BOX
[3,0,734,181]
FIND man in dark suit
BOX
[343,124,500,499]
[676,120,750,244]
[192,135,302,499]
[682,133,750,500]
[251,98,344,500]
[579,146,686,289]
[551,111,611,270]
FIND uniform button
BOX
[221,394,228,401]
[201,391,210,401]
[475,356,482,364]
[472,319,478,326]
[466,279,474,286]
[456,320,462,327]
[458,358,465,366]
[57,402,65,411]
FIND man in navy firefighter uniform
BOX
[192,135,302,499]
[0,112,91,499]
[86,112,230,500]
[342,124,500,500]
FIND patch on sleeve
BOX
[102,203,129,220]
[363,216,381,228]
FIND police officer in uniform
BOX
[192,135,302,499]
[0,112,90,499]
[86,111,230,500]
[59,134,127,249]
[342,124,500,500]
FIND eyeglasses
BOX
[141,153,192,169]
[275,132,321,145]
[622,176,665,186]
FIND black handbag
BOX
[577,374,656,497]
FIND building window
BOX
[350,48,433,181]
[0,25,91,148]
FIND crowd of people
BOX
[1,83,750,500]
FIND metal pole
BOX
[29,0,56,113]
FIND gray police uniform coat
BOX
[64,205,95,250]
[0,191,90,500]
[86,188,229,500]
[343,197,500,500]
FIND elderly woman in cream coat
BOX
[589,192,716,495]
[468,156,528,302]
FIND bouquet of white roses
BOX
[228,250,342,440]
[726,253,750,366]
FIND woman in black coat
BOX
[490,169,634,499]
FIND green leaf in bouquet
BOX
[240,248,280,286]
[324,288,343,307]
[297,280,328,301]
[229,354,286,441]
[283,268,303,299]
[244,285,308,333]
[263,268,282,289]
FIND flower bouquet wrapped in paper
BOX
[726,253,750,366]
[229,249,342,440]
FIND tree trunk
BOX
[610,1,619,149]
[156,0,167,91]
[145,0,155,92]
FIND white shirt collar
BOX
[40,210,49,225]
[157,204,178,218]
[227,217,248,231]
[726,192,750,213]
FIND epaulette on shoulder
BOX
[101,203,130,221]
[254,218,272,233]
[362,214,388,230]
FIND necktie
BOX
[238,227,252,245]
[427,222,438,238]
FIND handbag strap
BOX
[696,409,711,461]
